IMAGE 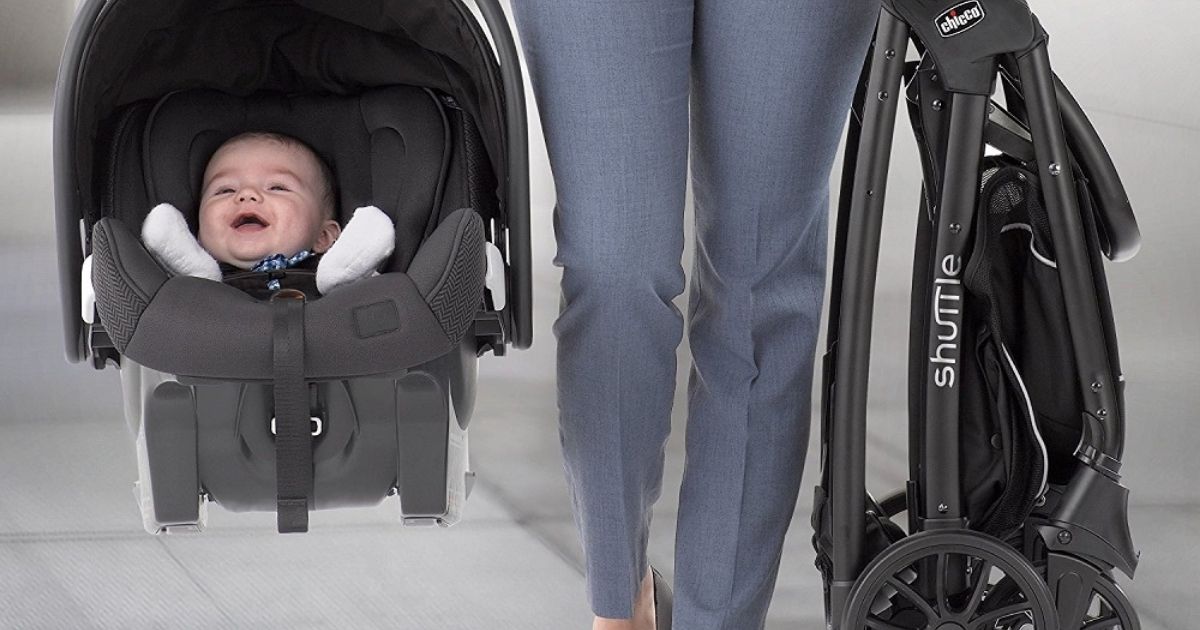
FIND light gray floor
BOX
[3,2,1199,627]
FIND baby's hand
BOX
[316,206,395,294]
[141,203,222,281]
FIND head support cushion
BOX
[140,202,395,295]
[122,87,449,272]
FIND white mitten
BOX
[317,205,395,294]
[141,203,221,281]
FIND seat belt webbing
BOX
[272,292,311,533]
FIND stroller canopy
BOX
[55,0,530,360]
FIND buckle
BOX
[271,288,307,302]
[271,416,323,437]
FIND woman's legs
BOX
[514,0,877,625]
[511,0,693,619]
[675,2,877,628]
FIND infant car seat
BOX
[94,86,491,533]
[54,0,531,535]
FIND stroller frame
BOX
[816,2,1141,628]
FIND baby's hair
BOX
[219,131,338,220]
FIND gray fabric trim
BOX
[408,208,479,295]
[426,215,485,343]
[91,218,168,352]
[123,273,450,380]
[405,208,485,343]
[99,211,481,381]
[353,300,401,338]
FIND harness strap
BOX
[272,289,311,533]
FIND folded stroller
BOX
[54,0,531,534]
[811,1,1142,628]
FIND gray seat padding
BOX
[91,86,487,379]
[93,208,484,380]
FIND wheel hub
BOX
[935,623,964,630]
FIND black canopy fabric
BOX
[69,0,505,230]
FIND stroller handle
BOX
[1053,75,1142,263]
[54,0,107,362]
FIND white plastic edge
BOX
[81,254,95,324]
[484,241,507,311]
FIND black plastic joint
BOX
[1076,448,1122,479]
[88,323,120,370]
[474,312,506,356]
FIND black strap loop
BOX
[272,289,311,533]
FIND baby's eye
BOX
[268,184,290,192]
[213,187,234,196]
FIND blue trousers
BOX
[511,2,876,627]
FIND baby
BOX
[198,132,341,270]
[142,132,394,295]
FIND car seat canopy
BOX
[70,0,506,227]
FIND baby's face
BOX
[198,137,338,269]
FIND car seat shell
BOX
[55,4,524,531]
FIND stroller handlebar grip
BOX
[1053,74,1142,262]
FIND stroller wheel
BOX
[1077,574,1139,630]
[842,530,1059,630]
[989,564,1139,630]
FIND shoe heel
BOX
[651,567,672,630]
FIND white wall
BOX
[1033,1,1200,130]
[0,0,76,89]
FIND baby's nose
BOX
[237,188,261,203]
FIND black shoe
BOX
[651,567,672,630]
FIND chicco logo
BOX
[937,1,986,37]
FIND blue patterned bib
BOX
[251,251,313,290]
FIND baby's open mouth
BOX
[232,212,270,231]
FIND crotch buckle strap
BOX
[271,289,312,533]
